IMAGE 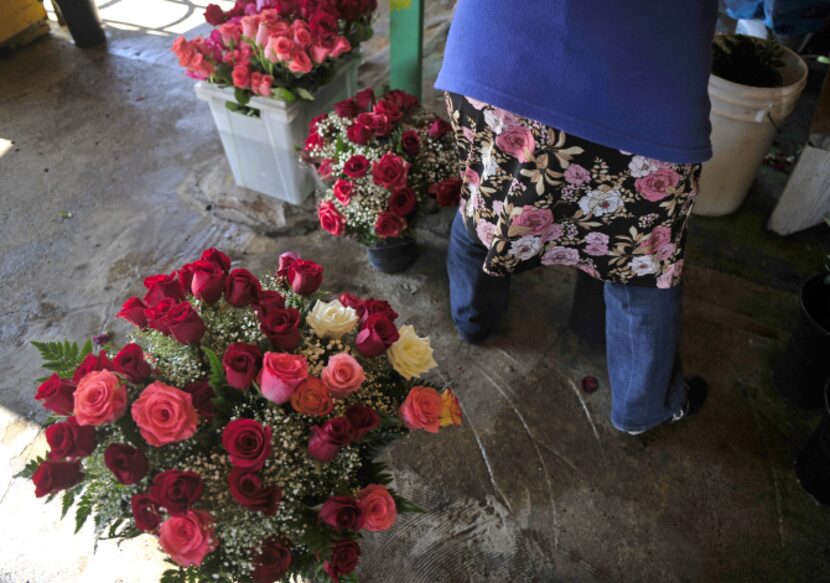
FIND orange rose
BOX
[358,484,397,532]
[73,370,128,426]
[439,388,462,427]
[399,386,442,433]
[290,378,333,417]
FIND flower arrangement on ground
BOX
[302,88,462,245]
[20,248,461,583]
[172,0,376,111]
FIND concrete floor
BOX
[1,3,830,582]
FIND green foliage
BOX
[74,491,93,533]
[31,339,93,380]
[203,346,226,391]
[61,488,75,518]
[712,34,785,88]
[234,88,251,106]
[296,87,315,101]
[15,455,45,479]
[275,87,297,103]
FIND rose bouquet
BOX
[302,88,462,251]
[172,0,375,111]
[20,248,461,583]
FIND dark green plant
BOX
[712,34,785,88]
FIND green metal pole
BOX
[389,0,424,99]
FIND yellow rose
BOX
[387,325,437,380]
[439,388,462,427]
[306,299,358,339]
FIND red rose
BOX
[143,272,186,307]
[117,297,148,328]
[400,130,420,157]
[227,468,282,515]
[345,404,380,441]
[388,187,416,217]
[167,301,206,344]
[251,538,293,583]
[178,261,197,291]
[334,98,359,118]
[346,122,371,145]
[371,152,409,192]
[323,539,361,582]
[145,297,176,335]
[307,416,353,462]
[318,201,346,237]
[358,484,397,532]
[104,443,148,484]
[113,343,152,382]
[429,177,462,208]
[355,314,399,357]
[343,154,369,178]
[149,470,204,515]
[427,117,452,139]
[253,290,286,320]
[204,3,225,24]
[46,417,96,460]
[374,211,407,238]
[384,89,420,114]
[222,418,272,471]
[318,158,334,180]
[319,496,364,532]
[190,259,226,304]
[183,380,216,420]
[353,87,375,111]
[373,99,403,123]
[310,11,338,36]
[333,178,353,205]
[356,112,391,137]
[72,351,115,382]
[225,268,261,306]
[35,373,77,415]
[288,259,323,295]
[338,293,365,318]
[131,493,161,531]
[276,252,299,279]
[360,298,398,323]
[259,308,302,350]
[32,460,83,498]
[305,131,323,151]
[222,343,262,390]
[201,248,231,272]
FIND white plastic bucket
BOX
[693,44,807,217]
[194,56,359,205]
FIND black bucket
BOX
[795,379,830,505]
[366,238,418,274]
[568,270,606,346]
[54,0,106,47]
[773,273,830,408]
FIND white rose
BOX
[306,299,358,340]
[387,325,438,380]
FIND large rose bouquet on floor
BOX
[302,88,462,245]
[172,0,375,111]
[20,248,461,583]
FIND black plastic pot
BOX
[795,379,830,505]
[366,238,418,274]
[53,0,106,47]
[568,270,606,346]
[773,273,830,408]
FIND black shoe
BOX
[625,376,708,435]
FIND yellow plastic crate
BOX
[0,0,47,44]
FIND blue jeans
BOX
[447,213,687,433]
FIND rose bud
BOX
[374,211,407,239]
[257,353,308,404]
[222,418,272,471]
[323,539,361,582]
[428,177,463,208]
[72,351,114,382]
[400,386,442,433]
[317,158,334,180]
[318,201,346,237]
[427,117,451,139]
[32,460,83,498]
[167,301,206,345]
[333,178,353,205]
[334,98,359,118]
[149,470,204,515]
[400,130,421,157]
[389,187,417,217]
[131,493,161,531]
[158,509,219,567]
[227,468,282,515]
[338,293,366,318]
[290,378,333,417]
[361,298,398,323]
[131,381,199,446]
[371,152,410,192]
[373,99,403,123]
[342,154,370,179]
[35,373,77,416]
[222,343,262,390]
[319,496,364,532]
[143,272,186,307]
[251,538,293,583]
[346,122,372,145]
[225,268,262,306]
[307,417,353,463]
[355,314,399,357]
[353,87,375,111]
[113,343,152,382]
[276,251,300,279]
[358,484,397,532]
[201,248,231,272]
[287,259,323,296]
[345,404,380,441]
[183,380,215,420]
[117,297,148,328]
[259,308,302,351]
[104,443,148,484]
[45,417,97,460]
[145,297,176,335]
[177,261,197,291]
[190,259,226,304]
[203,3,224,25]
[74,370,128,427]
[253,290,286,320]
[385,89,420,114]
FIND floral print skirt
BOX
[445,93,701,288]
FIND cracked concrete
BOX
[2,1,830,581]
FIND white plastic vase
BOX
[694,45,807,216]
[194,57,359,205]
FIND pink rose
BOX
[541,246,580,266]
[310,42,331,64]
[159,509,219,567]
[131,381,199,447]
[288,49,313,74]
[495,125,535,163]
[634,168,681,202]
[564,164,591,185]
[254,74,273,97]
[400,386,442,433]
[232,64,250,88]
[292,26,312,48]
[218,23,241,47]
[258,353,308,404]
[513,206,553,236]
[330,35,352,58]
[240,14,262,38]
[358,484,397,532]
[321,353,365,398]
[265,36,293,62]
[73,370,127,427]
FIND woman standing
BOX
[435,0,718,435]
